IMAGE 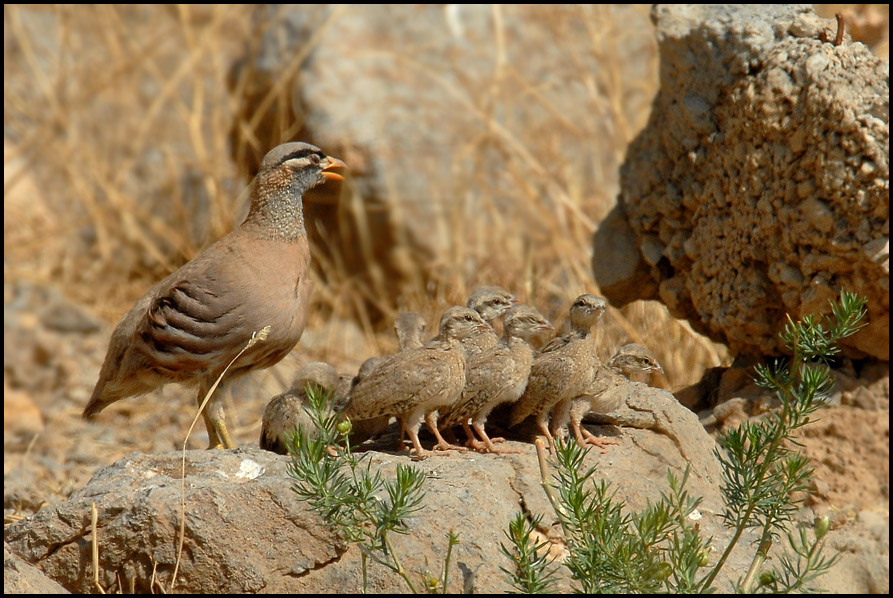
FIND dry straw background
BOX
[4,5,887,397]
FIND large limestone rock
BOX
[4,388,748,593]
[593,5,889,359]
[6,385,886,593]
[4,543,68,594]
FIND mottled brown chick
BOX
[352,311,429,445]
[342,307,489,458]
[84,142,345,449]
[439,305,553,453]
[462,285,516,357]
[509,294,607,451]
[553,343,663,452]
[260,361,343,455]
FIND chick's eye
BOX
[309,154,321,166]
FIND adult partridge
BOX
[84,142,345,449]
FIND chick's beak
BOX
[322,156,347,181]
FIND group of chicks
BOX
[262,287,663,459]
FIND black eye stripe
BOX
[280,149,324,166]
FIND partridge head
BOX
[463,285,516,357]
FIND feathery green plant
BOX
[504,290,866,593]
[705,290,866,592]
[500,511,559,593]
[286,385,456,594]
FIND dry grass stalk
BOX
[2,5,744,393]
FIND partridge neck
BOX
[243,187,306,241]
[570,322,592,337]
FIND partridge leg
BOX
[393,419,409,451]
[473,420,520,454]
[461,421,489,452]
[550,398,572,442]
[196,382,235,449]
[569,400,618,453]
[578,424,620,453]
[536,411,556,453]
[426,411,467,452]
[402,412,431,459]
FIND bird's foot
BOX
[465,438,490,452]
[580,429,620,454]
[484,441,521,454]
[409,450,431,461]
[212,419,237,449]
[433,440,468,453]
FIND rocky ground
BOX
[3,276,888,593]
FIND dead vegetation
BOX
[7,4,729,390]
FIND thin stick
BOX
[91,502,106,594]
[834,13,845,46]
[534,438,567,522]
[170,326,270,593]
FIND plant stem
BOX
[700,503,753,588]
[441,531,458,593]
[740,533,772,592]
[361,551,369,594]
[383,532,418,593]
[535,438,569,525]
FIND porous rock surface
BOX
[593,4,889,359]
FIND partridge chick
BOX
[351,310,428,445]
[342,307,489,458]
[439,305,553,453]
[260,361,343,454]
[463,286,516,357]
[553,343,663,452]
[394,311,428,350]
[84,142,345,448]
[509,294,607,451]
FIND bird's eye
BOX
[309,154,321,166]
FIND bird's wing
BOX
[509,351,576,425]
[343,349,460,419]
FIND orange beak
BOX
[322,156,347,181]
